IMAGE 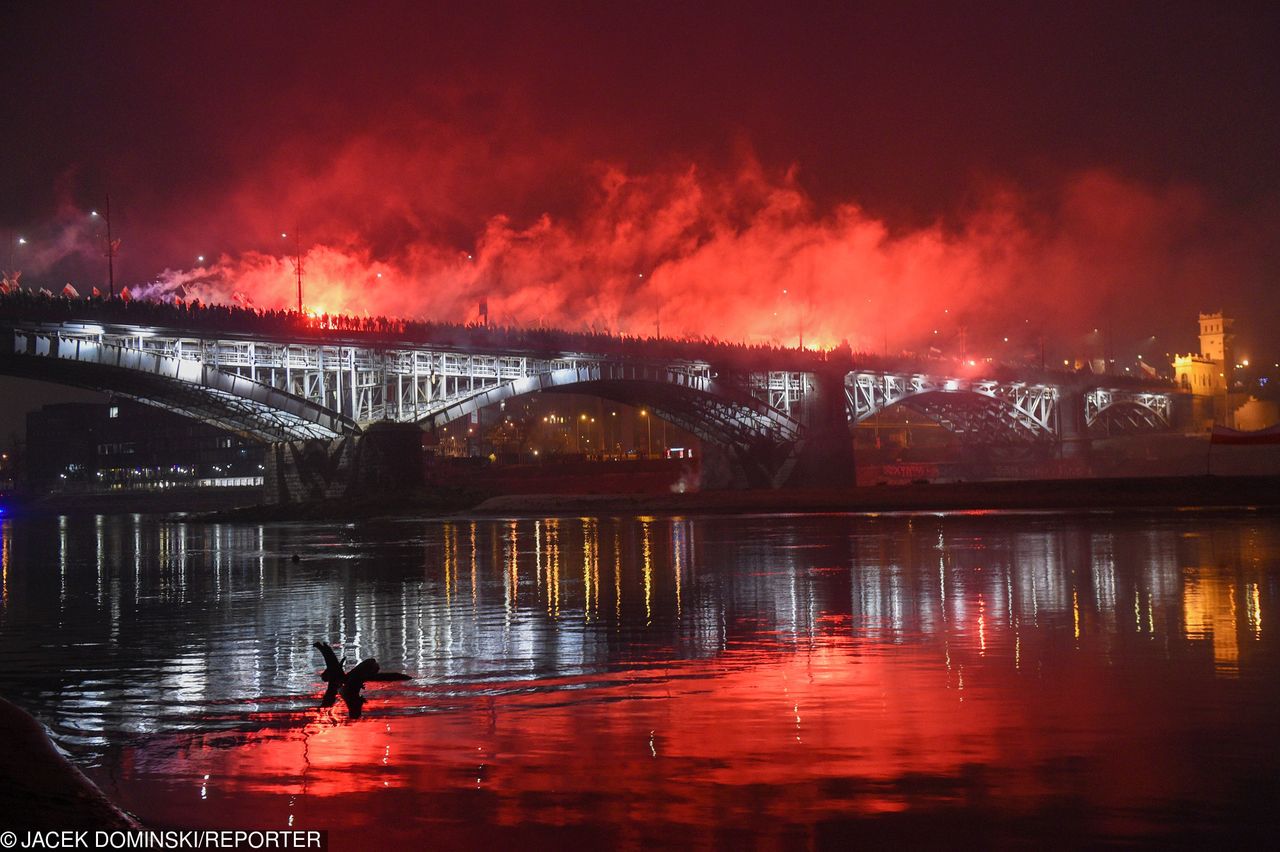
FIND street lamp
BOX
[640,409,652,457]
[7,235,26,273]
[92,197,118,297]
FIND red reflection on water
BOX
[108,631,1201,848]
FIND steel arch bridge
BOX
[1,319,1176,452]
[844,372,1061,443]
[1082,388,1173,436]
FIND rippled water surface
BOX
[1,510,1279,848]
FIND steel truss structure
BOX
[1083,388,1173,436]
[845,372,1061,443]
[1,319,1176,446]
[2,322,804,446]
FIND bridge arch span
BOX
[1082,389,1172,437]
[422,363,803,450]
[846,373,1059,444]
[1,329,360,441]
[1086,399,1172,437]
[887,389,1055,444]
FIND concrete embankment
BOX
[15,486,264,517]
[181,473,1280,523]
[0,696,139,830]
[467,474,1280,517]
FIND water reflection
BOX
[0,510,1276,844]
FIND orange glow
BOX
[127,165,1240,354]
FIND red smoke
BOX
[21,122,1263,359]
[137,159,1250,358]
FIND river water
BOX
[1,509,1277,848]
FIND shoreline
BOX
[0,696,140,830]
[11,475,1280,524]
[173,473,1280,523]
[464,474,1280,517]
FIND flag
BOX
[61,283,80,299]
[1210,424,1280,445]
[119,286,132,302]
[92,286,102,298]
[478,297,488,324]
[1138,359,1159,378]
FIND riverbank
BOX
[0,696,139,830]
[12,486,263,517]
[186,473,1280,522]
[467,474,1280,517]
[201,485,490,522]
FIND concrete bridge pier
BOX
[700,369,855,490]
[265,421,424,504]
[782,369,858,488]
[1057,391,1091,460]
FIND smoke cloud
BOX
[17,124,1270,360]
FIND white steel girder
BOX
[845,371,1060,442]
[3,321,801,446]
[3,319,1175,447]
[1083,388,1172,435]
[4,326,356,440]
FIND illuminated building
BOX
[1171,311,1251,429]
[25,400,264,493]
[1172,312,1233,397]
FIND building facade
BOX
[25,400,264,493]
[1173,312,1234,397]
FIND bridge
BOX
[0,312,1177,489]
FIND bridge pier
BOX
[265,421,424,504]
[701,370,855,490]
[1057,391,1090,460]
[783,370,857,488]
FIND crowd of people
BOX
[0,286,1162,386]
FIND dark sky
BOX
[2,1,1279,440]
[5,2,1278,224]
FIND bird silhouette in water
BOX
[312,641,411,718]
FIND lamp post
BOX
[90,202,118,298]
[640,409,652,458]
[7,235,25,274]
[91,196,118,298]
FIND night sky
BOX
[2,1,1279,438]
